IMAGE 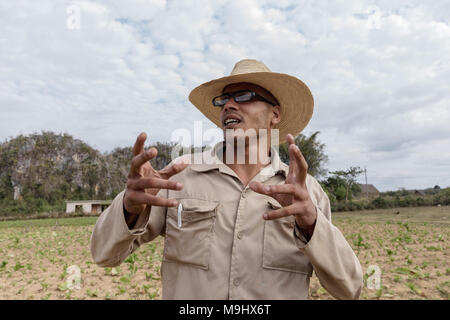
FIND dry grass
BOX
[0,206,448,300]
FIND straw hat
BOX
[188,59,314,145]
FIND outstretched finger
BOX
[286,133,295,146]
[130,147,157,174]
[126,191,178,207]
[127,177,183,191]
[248,181,267,195]
[291,144,308,183]
[288,143,299,178]
[133,132,147,156]
[159,157,189,180]
[249,181,297,196]
[286,134,298,178]
[148,194,179,207]
[248,181,285,205]
[263,204,297,220]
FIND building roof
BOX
[359,184,380,194]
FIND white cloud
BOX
[0,0,449,191]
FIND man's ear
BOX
[271,106,281,126]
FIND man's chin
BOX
[223,128,259,146]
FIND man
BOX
[90,59,363,299]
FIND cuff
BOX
[117,191,150,236]
[294,221,310,244]
[293,205,327,250]
[90,190,151,267]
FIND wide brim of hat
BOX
[188,71,314,145]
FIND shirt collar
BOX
[190,141,288,179]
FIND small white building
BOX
[65,200,112,214]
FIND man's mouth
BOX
[223,116,242,128]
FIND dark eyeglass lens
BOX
[213,91,256,106]
[234,91,253,102]
[214,96,229,106]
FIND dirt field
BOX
[0,206,448,300]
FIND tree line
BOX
[0,131,448,217]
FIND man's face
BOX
[219,82,280,141]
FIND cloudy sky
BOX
[1,0,449,191]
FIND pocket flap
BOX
[179,199,218,223]
[181,199,219,212]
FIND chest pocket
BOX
[262,199,313,276]
[163,198,218,270]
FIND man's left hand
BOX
[249,134,317,239]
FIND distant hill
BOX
[0,132,175,216]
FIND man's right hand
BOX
[123,132,188,218]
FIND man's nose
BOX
[222,98,239,113]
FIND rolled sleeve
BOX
[293,196,363,300]
[90,190,152,267]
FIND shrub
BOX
[415,197,425,206]
[372,196,389,209]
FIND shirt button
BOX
[233,278,241,286]
[237,231,243,239]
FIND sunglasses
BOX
[212,90,277,107]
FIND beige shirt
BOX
[90,142,363,300]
